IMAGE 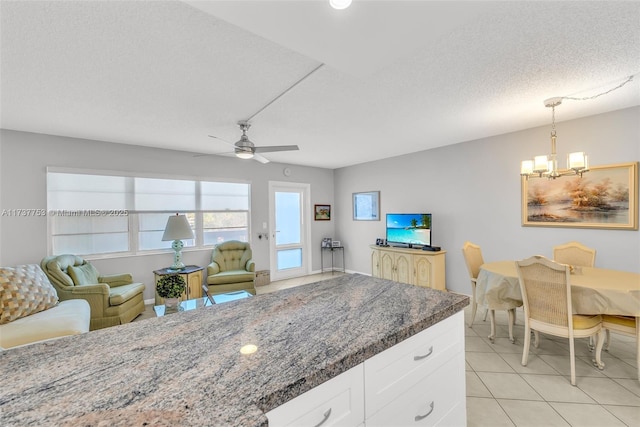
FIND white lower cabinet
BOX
[266,311,465,427]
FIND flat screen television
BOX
[386,213,432,248]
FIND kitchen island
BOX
[0,273,468,426]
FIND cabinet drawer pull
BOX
[414,401,434,422]
[313,408,331,427]
[413,346,433,361]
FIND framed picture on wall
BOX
[353,191,380,221]
[314,204,331,221]
[521,162,638,230]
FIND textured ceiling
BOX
[1,1,639,169]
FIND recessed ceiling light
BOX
[330,0,352,10]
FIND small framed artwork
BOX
[332,240,342,247]
[321,237,333,248]
[314,204,331,221]
[353,191,380,221]
[522,162,638,230]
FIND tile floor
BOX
[465,307,639,426]
[138,273,640,426]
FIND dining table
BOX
[475,260,640,341]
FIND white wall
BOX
[0,130,335,299]
[334,107,640,295]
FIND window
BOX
[47,169,250,257]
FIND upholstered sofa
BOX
[41,255,145,330]
[206,241,256,295]
[0,299,90,349]
[0,264,90,349]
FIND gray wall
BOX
[1,107,638,300]
[334,107,640,295]
[0,130,335,300]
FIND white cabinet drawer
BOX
[267,364,365,427]
[364,312,463,418]
[366,353,466,427]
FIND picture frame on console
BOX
[353,191,380,221]
[522,162,638,230]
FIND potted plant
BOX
[156,274,186,309]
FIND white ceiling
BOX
[1,1,639,169]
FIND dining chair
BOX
[516,255,604,386]
[461,241,488,328]
[553,241,596,267]
[602,315,639,380]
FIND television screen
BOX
[386,213,432,247]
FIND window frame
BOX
[46,167,251,259]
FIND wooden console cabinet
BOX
[370,245,446,291]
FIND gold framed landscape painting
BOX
[522,162,638,230]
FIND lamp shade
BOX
[162,214,194,241]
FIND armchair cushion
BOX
[207,270,255,285]
[108,283,145,306]
[68,263,100,286]
[0,265,59,325]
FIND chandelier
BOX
[520,97,588,180]
[520,74,636,180]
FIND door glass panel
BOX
[275,192,301,245]
[277,248,302,270]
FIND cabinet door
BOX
[414,255,433,288]
[371,250,381,278]
[394,253,412,284]
[380,252,395,281]
[186,270,203,299]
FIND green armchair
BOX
[40,255,145,330]
[206,241,256,296]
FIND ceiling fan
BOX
[208,121,299,164]
[203,63,325,164]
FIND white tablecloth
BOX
[477,261,640,316]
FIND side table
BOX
[321,246,345,274]
[154,265,204,305]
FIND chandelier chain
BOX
[562,74,635,102]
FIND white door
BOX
[269,181,311,281]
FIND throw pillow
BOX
[0,264,59,325]
[67,263,100,286]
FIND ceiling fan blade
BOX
[254,145,299,153]
[253,154,270,164]
[193,151,235,158]
[208,134,236,148]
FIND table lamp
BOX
[162,214,194,271]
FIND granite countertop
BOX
[0,274,469,426]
